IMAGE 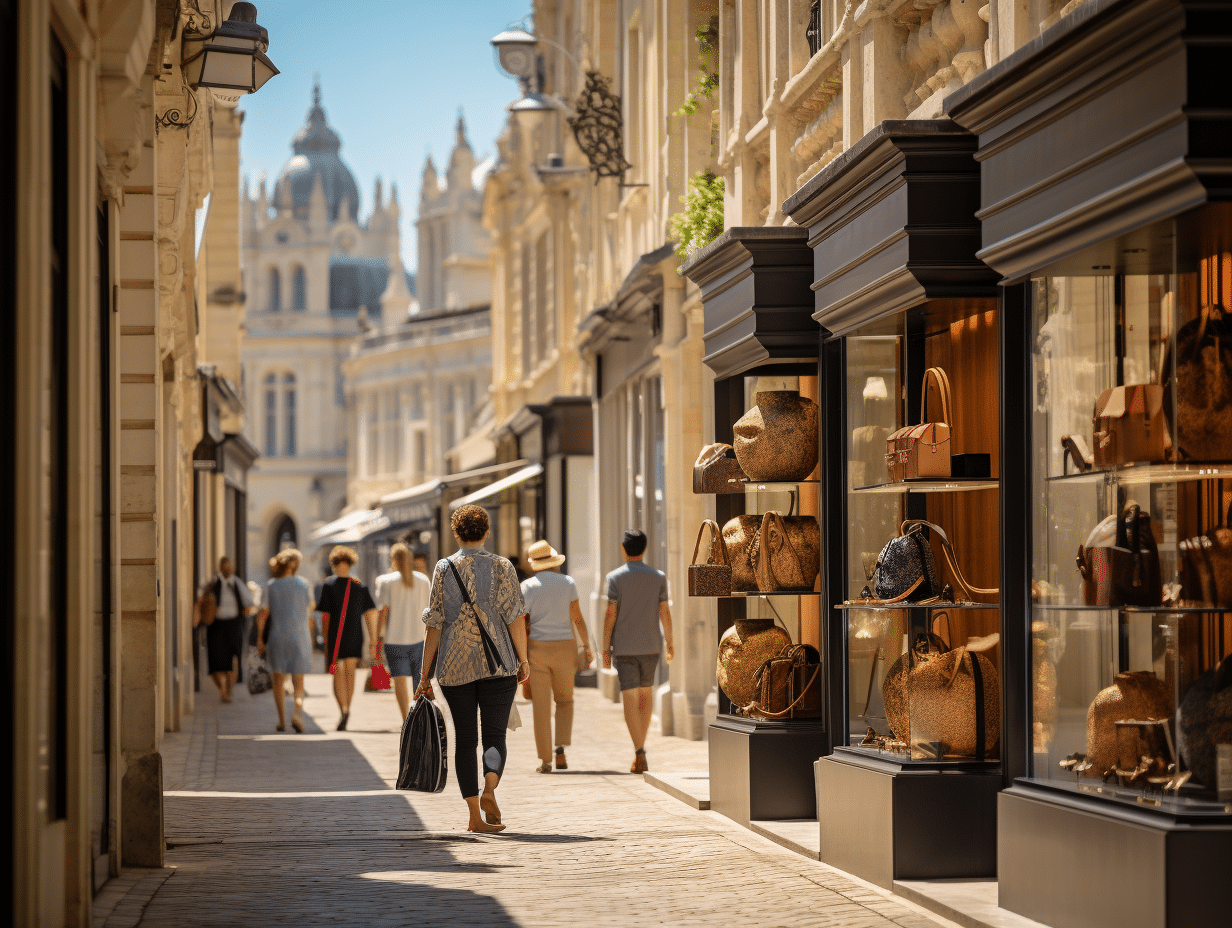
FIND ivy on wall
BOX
[674,15,719,117]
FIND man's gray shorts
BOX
[614,653,658,691]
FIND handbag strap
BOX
[944,646,986,761]
[755,512,806,591]
[920,367,953,428]
[695,443,734,468]
[330,579,352,671]
[446,558,474,606]
[901,520,999,600]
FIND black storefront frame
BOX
[943,2,1232,926]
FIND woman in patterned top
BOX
[417,505,530,833]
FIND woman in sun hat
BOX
[520,540,594,773]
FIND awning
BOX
[307,509,389,546]
[449,463,544,511]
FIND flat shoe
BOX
[336,712,349,731]
[480,792,502,825]
[536,763,553,773]
[631,753,648,774]
[291,717,305,734]
[555,751,568,769]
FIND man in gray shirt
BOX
[601,530,673,774]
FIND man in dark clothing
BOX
[601,530,674,774]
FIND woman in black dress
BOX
[315,545,378,730]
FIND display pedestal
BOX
[999,784,1232,928]
[708,715,825,826]
[815,748,1000,889]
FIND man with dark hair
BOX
[601,529,674,773]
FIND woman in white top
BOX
[375,542,431,722]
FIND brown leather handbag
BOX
[1084,671,1172,778]
[742,644,823,720]
[689,520,732,597]
[886,367,952,481]
[1178,503,1232,607]
[1076,503,1163,608]
[1091,384,1170,467]
[881,628,1001,759]
[722,513,821,594]
[1163,303,1232,462]
[693,443,746,494]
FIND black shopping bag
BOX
[396,696,448,792]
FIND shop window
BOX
[283,373,296,456]
[292,265,306,310]
[264,374,278,456]
[268,267,281,311]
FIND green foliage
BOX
[671,171,725,261]
[674,15,720,118]
[696,15,718,55]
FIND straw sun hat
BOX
[526,540,565,571]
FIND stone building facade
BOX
[6,0,268,921]
[239,85,415,580]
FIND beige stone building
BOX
[7,0,275,921]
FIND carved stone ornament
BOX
[566,70,632,180]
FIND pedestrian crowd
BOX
[192,503,674,833]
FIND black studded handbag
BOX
[867,520,998,604]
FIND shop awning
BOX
[448,463,543,511]
[307,509,389,546]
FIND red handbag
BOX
[328,579,353,675]
[368,655,392,691]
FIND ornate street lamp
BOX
[181,2,279,99]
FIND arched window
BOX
[263,373,278,456]
[271,513,297,560]
[292,265,307,310]
[268,267,281,311]
[283,372,297,456]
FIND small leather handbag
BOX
[881,628,1001,759]
[742,644,823,720]
[1163,303,1232,462]
[1084,671,1172,778]
[689,520,732,597]
[866,520,998,604]
[886,367,952,481]
[732,391,820,482]
[693,443,746,494]
[1179,503,1232,607]
[1076,503,1163,608]
[1091,384,1170,467]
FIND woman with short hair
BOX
[315,545,378,731]
[375,542,431,722]
[256,548,314,732]
[417,505,530,833]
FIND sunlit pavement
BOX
[95,665,951,928]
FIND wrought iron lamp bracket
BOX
[567,70,633,182]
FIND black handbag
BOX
[866,520,998,604]
[396,695,448,792]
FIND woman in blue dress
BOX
[256,548,315,733]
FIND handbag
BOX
[717,619,793,706]
[689,520,732,596]
[368,654,392,691]
[1091,384,1169,467]
[1179,655,1232,789]
[723,513,821,594]
[1084,671,1171,778]
[886,367,952,481]
[1163,302,1232,462]
[195,590,217,627]
[1076,503,1162,608]
[732,391,820,482]
[396,695,449,792]
[867,520,998,604]
[881,625,1001,759]
[742,644,823,719]
[1179,502,1232,607]
[327,578,353,675]
[693,443,746,494]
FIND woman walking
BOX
[375,542,431,723]
[416,505,530,834]
[521,540,593,773]
[315,545,378,730]
[256,549,315,733]
[204,556,254,703]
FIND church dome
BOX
[272,84,359,222]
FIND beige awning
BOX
[448,463,544,511]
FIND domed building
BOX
[240,84,415,581]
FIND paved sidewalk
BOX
[108,669,955,928]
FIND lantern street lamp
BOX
[182,2,279,100]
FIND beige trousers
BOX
[527,638,576,763]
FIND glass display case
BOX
[1027,204,1232,818]
[841,303,1002,764]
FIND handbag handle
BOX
[920,367,953,429]
[900,520,999,600]
[695,443,733,468]
[742,656,822,719]
[755,511,807,592]
[691,520,728,567]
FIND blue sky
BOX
[237,0,531,266]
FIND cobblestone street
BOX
[93,667,955,928]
